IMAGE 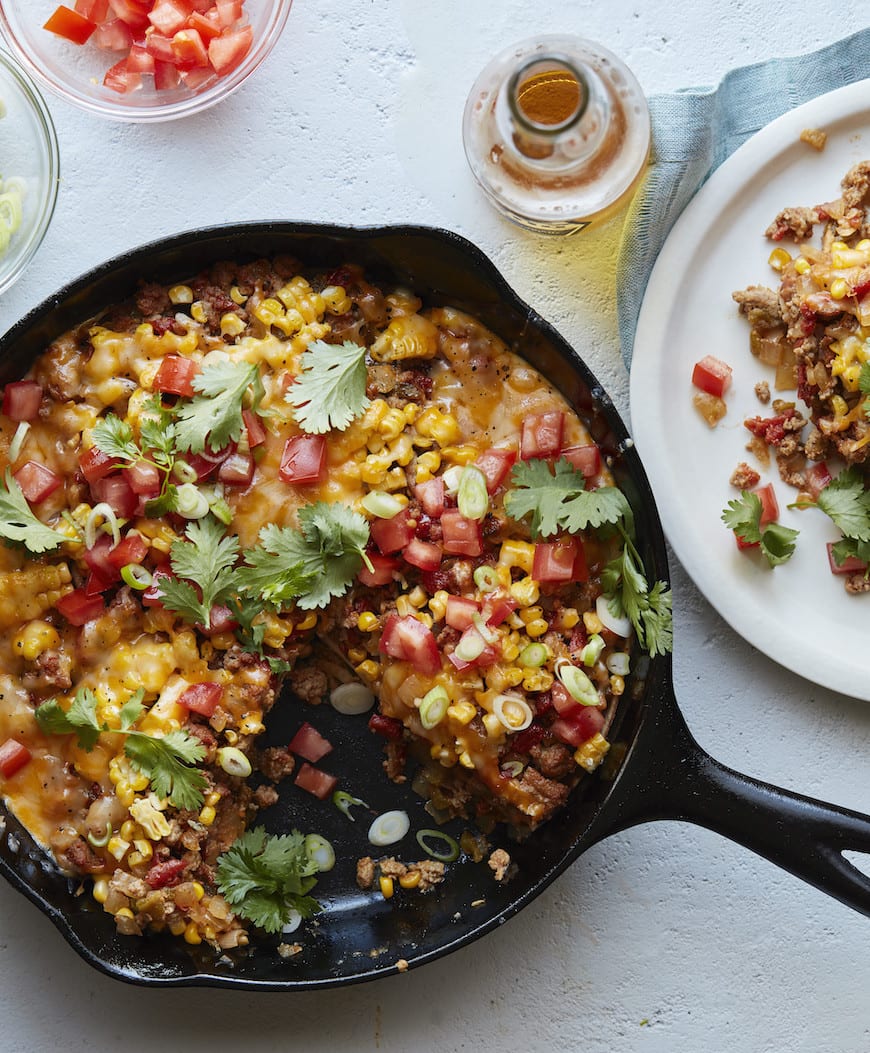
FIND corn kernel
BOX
[501,642,521,663]
[296,612,317,632]
[357,611,379,632]
[184,922,202,945]
[440,445,477,465]
[107,836,130,861]
[482,712,505,738]
[499,540,535,573]
[525,618,549,638]
[190,301,207,323]
[169,284,193,305]
[379,408,407,441]
[230,285,247,305]
[205,791,221,808]
[356,659,380,682]
[403,403,420,424]
[519,606,543,625]
[13,619,61,660]
[830,278,849,300]
[408,586,428,609]
[832,394,850,418]
[115,784,135,809]
[199,805,217,826]
[574,732,611,773]
[458,751,475,769]
[379,875,394,899]
[610,674,626,696]
[192,882,205,901]
[794,257,811,274]
[220,312,246,337]
[831,240,849,252]
[428,590,448,622]
[133,839,153,861]
[767,247,792,271]
[510,577,540,608]
[127,851,146,867]
[115,907,134,920]
[120,820,136,841]
[522,669,554,692]
[169,918,187,936]
[399,870,422,890]
[414,611,434,629]
[415,451,441,484]
[583,611,603,635]
[347,647,366,665]
[557,607,580,630]
[447,701,477,725]
[92,878,110,904]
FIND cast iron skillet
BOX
[2,223,870,990]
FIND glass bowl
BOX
[0,1,291,122]
[0,48,58,297]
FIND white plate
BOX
[630,79,870,701]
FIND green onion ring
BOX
[8,421,29,463]
[332,789,368,821]
[457,465,489,521]
[84,503,120,549]
[173,460,197,484]
[473,565,499,593]
[120,563,153,590]
[86,822,112,848]
[416,828,460,863]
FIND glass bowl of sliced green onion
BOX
[0,48,58,296]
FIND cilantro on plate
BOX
[721,490,799,567]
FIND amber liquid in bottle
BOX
[463,36,651,234]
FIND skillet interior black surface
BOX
[3,223,870,990]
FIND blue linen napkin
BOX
[617,27,870,367]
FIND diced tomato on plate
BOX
[288,722,333,763]
[692,355,732,398]
[295,762,338,800]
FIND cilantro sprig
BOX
[35,688,207,810]
[721,490,799,567]
[0,469,68,553]
[601,530,674,658]
[175,359,263,454]
[287,340,370,434]
[215,827,321,933]
[815,467,870,570]
[158,516,241,628]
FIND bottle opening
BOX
[508,56,588,134]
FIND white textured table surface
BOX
[2,2,870,1051]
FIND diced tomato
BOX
[207,23,252,75]
[550,681,577,714]
[56,589,106,626]
[403,537,442,572]
[85,569,113,595]
[357,550,400,587]
[734,534,758,551]
[532,537,587,583]
[125,460,161,496]
[148,0,192,35]
[153,58,181,89]
[368,712,404,741]
[92,17,134,50]
[521,411,564,460]
[171,27,209,68]
[474,447,517,493]
[2,380,43,422]
[153,354,200,397]
[80,445,120,485]
[84,534,121,582]
[179,66,214,88]
[692,355,733,398]
[126,42,155,72]
[91,473,137,517]
[754,483,779,526]
[827,542,868,576]
[143,568,173,607]
[413,477,445,516]
[103,57,140,92]
[744,410,794,448]
[288,722,333,763]
[187,9,221,39]
[242,408,266,448]
[805,462,832,501]
[370,508,415,554]
[13,461,62,504]
[107,0,150,29]
[145,858,187,889]
[178,681,223,717]
[144,28,176,60]
[551,706,605,748]
[107,532,149,569]
[218,450,254,487]
[0,739,31,779]
[440,510,482,556]
[483,593,517,627]
[197,604,239,638]
[445,595,480,631]
[379,613,441,676]
[295,762,338,800]
[559,444,601,479]
[214,0,243,26]
[75,0,110,19]
[44,5,98,45]
[279,434,326,486]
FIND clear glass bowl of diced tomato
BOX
[0,0,291,122]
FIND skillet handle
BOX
[598,682,870,916]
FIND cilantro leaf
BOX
[215,827,321,934]
[124,729,207,811]
[139,398,177,467]
[91,415,140,462]
[860,362,870,416]
[505,458,628,539]
[721,490,799,567]
[601,540,673,658]
[287,340,370,434]
[816,468,870,542]
[831,536,870,571]
[119,690,145,730]
[0,469,68,553]
[174,359,262,454]
[35,690,103,751]
[239,502,369,610]
[159,516,240,627]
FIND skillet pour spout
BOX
[1,221,869,992]
[589,659,870,917]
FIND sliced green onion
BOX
[518,642,548,668]
[454,631,486,663]
[471,612,499,645]
[442,465,463,494]
[595,594,631,638]
[368,810,410,847]
[473,565,499,593]
[416,828,460,863]
[457,465,489,521]
[84,502,120,549]
[580,634,605,667]
[418,685,449,729]
[0,190,23,233]
[209,496,233,525]
[492,693,533,731]
[173,460,197,484]
[555,658,601,706]
[8,421,29,463]
[500,760,525,778]
[86,822,112,848]
[606,652,631,676]
[217,746,252,778]
[304,833,335,872]
[281,909,302,934]
[121,563,153,591]
[330,682,375,715]
[361,490,404,519]
[175,482,209,519]
[332,790,369,822]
